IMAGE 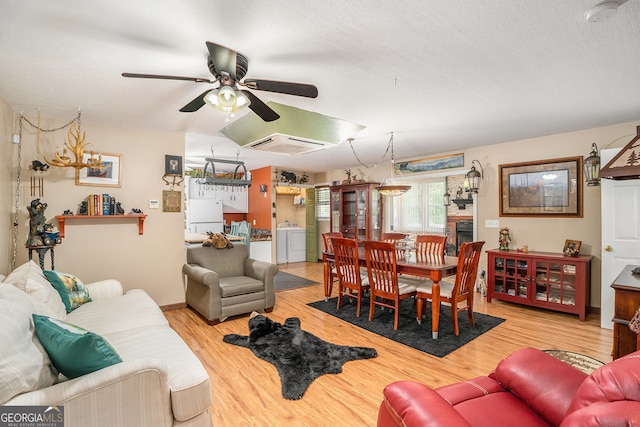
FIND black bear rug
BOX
[223,312,377,400]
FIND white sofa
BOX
[0,261,212,427]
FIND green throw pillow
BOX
[32,314,122,379]
[43,270,92,313]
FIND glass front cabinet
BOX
[486,249,592,321]
[329,182,381,241]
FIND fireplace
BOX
[455,220,473,255]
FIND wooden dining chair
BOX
[415,234,447,259]
[333,237,370,317]
[381,232,408,259]
[364,240,422,330]
[381,232,408,243]
[415,241,485,335]
[322,232,343,298]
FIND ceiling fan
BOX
[122,41,318,122]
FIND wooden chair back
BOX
[364,240,418,330]
[322,232,343,252]
[414,240,485,336]
[332,237,361,287]
[333,237,369,316]
[381,232,408,244]
[381,232,408,259]
[415,234,447,259]
[453,241,485,300]
[364,240,399,297]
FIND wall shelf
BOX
[55,214,147,237]
[452,198,473,209]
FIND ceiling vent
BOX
[246,134,333,155]
[220,101,365,155]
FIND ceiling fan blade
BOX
[243,79,318,98]
[122,72,215,84]
[240,90,280,122]
[179,90,212,112]
[206,42,247,81]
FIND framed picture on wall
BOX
[76,153,122,187]
[162,190,181,213]
[499,156,582,217]
[165,155,183,175]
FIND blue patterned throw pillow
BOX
[43,270,92,313]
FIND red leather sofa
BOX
[377,347,640,427]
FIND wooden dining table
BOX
[323,247,458,339]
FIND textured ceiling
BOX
[1,0,638,173]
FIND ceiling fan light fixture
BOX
[204,87,250,113]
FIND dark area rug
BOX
[275,271,317,291]
[223,313,376,400]
[308,297,505,358]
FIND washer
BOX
[276,226,306,264]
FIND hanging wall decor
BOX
[162,190,181,212]
[499,157,583,218]
[76,153,122,187]
[394,153,465,174]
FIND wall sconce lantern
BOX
[443,189,451,206]
[466,160,484,193]
[584,143,600,186]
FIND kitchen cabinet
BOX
[329,182,381,241]
[486,249,592,321]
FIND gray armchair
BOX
[183,243,278,325]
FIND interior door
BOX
[305,189,318,262]
[601,148,640,328]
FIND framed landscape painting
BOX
[499,157,582,217]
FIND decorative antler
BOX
[45,124,104,170]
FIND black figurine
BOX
[30,160,50,172]
[116,202,125,215]
[78,201,88,215]
[26,198,47,247]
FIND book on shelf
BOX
[86,194,117,215]
[102,194,110,216]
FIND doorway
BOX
[601,149,640,329]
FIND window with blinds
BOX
[316,187,330,220]
[385,177,447,233]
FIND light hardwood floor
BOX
[165,261,612,427]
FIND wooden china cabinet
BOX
[486,249,592,321]
[329,182,381,241]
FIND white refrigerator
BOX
[186,199,224,233]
